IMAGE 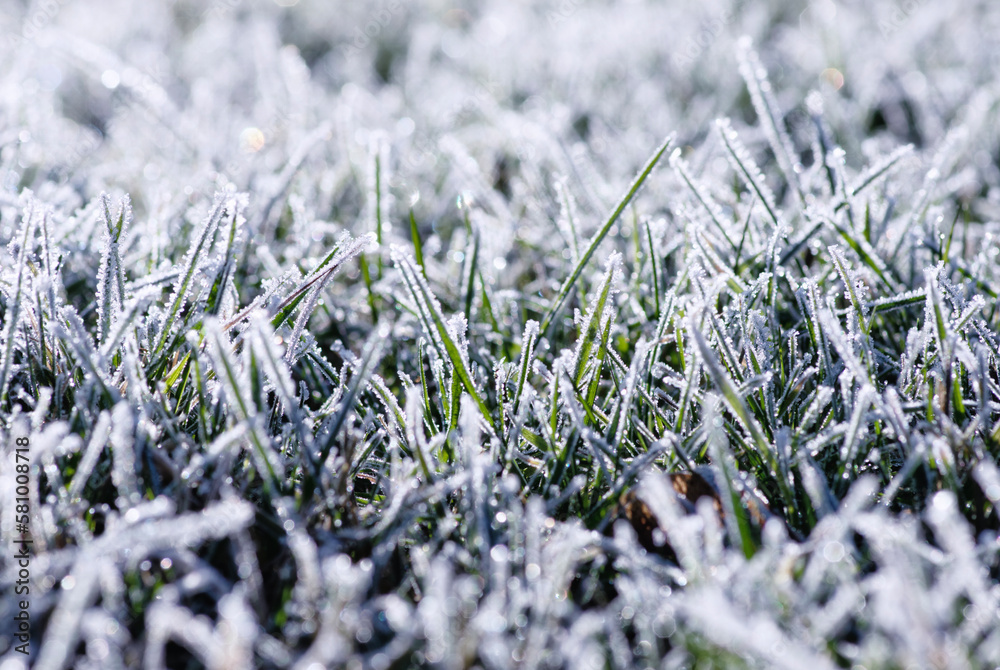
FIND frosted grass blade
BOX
[717,118,782,229]
[540,133,674,337]
[737,38,803,206]
[393,249,496,432]
[572,252,622,389]
[153,194,227,358]
[0,201,36,404]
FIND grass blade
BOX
[393,249,496,432]
[539,133,674,337]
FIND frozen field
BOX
[2,0,1000,668]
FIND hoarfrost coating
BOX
[2,0,1000,668]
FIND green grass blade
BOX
[153,194,227,359]
[716,118,782,229]
[572,252,621,389]
[393,249,496,432]
[539,133,674,338]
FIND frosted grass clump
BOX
[2,0,1000,668]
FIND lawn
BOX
[2,1,1000,668]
